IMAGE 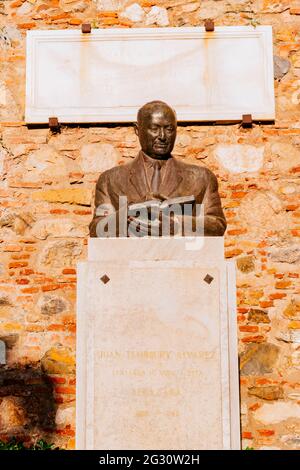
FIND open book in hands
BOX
[128,195,195,233]
[128,195,195,213]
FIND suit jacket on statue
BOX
[89,151,226,237]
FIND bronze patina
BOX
[89,101,226,237]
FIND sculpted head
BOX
[135,101,177,160]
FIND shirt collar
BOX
[141,151,171,168]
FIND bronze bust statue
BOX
[89,101,226,237]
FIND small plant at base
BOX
[0,438,60,450]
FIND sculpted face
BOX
[136,103,177,160]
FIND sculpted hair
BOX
[137,101,177,126]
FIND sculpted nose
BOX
[159,128,166,140]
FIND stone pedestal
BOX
[76,237,240,449]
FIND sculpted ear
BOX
[133,122,139,137]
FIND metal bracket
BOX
[0,340,6,365]
[48,117,60,133]
[241,114,253,128]
[204,19,214,32]
[81,23,91,34]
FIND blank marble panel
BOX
[26,26,275,123]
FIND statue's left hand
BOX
[128,212,180,236]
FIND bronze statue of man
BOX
[89,101,226,237]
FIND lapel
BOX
[159,157,183,197]
[128,151,149,199]
[128,152,184,199]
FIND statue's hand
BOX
[145,192,168,202]
[127,212,181,236]
[128,215,152,236]
[152,192,168,201]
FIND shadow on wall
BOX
[0,364,57,442]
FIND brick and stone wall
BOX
[0,0,299,450]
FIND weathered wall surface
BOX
[0,0,299,450]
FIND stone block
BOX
[240,343,279,375]
[32,188,92,206]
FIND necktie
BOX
[151,161,161,193]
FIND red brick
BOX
[227,228,247,236]
[231,191,247,199]
[101,17,120,25]
[73,210,92,215]
[238,308,249,314]
[67,324,76,333]
[62,315,75,324]
[3,245,22,252]
[48,376,66,384]
[269,293,287,300]
[225,249,243,258]
[20,269,34,275]
[19,239,36,244]
[50,209,69,214]
[140,0,156,6]
[62,268,76,275]
[256,378,272,385]
[21,287,39,294]
[259,301,274,308]
[257,429,275,437]
[242,431,253,439]
[10,0,23,7]
[259,250,267,256]
[290,166,300,173]
[239,325,259,333]
[286,205,299,211]
[9,261,28,268]
[55,386,76,394]
[24,246,36,252]
[35,277,54,285]
[42,284,61,292]
[47,324,64,331]
[291,229,300,236]
[68,18,81,25]
[275,280,292,289]
[290,7,300,14]
[49,12,69,21]
[242,335,264,343]
[97,11,118,17]
[237,315,246,322]
[16,278,30,285]
[11,254,30,260]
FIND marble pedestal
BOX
[76,237,240,450]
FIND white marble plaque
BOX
[76,238,240,449]
[26,26,275,123]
